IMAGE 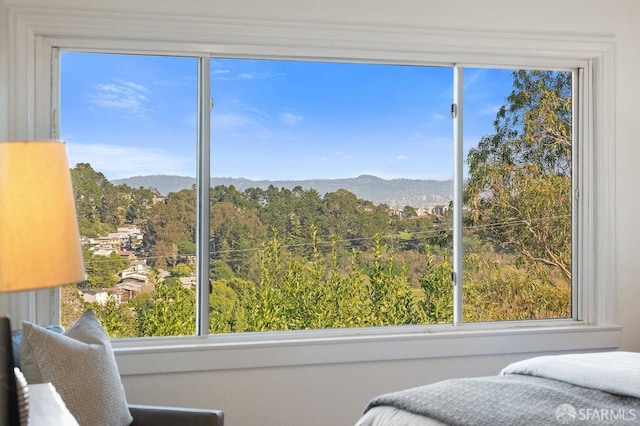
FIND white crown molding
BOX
[9,6,613,64]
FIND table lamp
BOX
[0,141,86,425]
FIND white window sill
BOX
[112,322,621,376]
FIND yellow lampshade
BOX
[0,141,86,291]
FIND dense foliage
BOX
[464,70,572,280]
[63,69,573,336]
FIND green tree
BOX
[419,246,453,323]
[366,234,418,326]
[210,260,235,281]
[245,228,376,331]
[91,298,137,337]
[463,255,571,321]
[70,163,118,237]
[177,240,196,256]
[209,278,253,333]
[247,229,287,331]
[397,215,438,252]
[70,163,159,251]
[402,205,417,218]
[81,247,128,289]
[170,263,193,277]
[134,278,196,336]
[325,245,371,328]
[210,201,265,281]
[145,189,196,268]
[322,189,362,248]
[125,185,157,224]
[464,70,572,281]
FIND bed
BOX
[356,351,640,426]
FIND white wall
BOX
[121,353,531,425]
[0,0,7,142]
[2,1,640,425]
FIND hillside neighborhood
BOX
[77,198,450,307]
[79,224,196,306]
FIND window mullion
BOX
[196,56,211,336]
[452,65,464,325]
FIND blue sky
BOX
[61,52,514,181]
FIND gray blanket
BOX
[365,374,640,425]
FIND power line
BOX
[83,213,570,266]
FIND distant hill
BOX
[112,174,453,208]
[112,175,196,195]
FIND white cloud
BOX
[118,80,148,93]
[384,154,408,163]
[214,71,274,81]
[238,72,267,80]
[89,79,150,117]
[67,143,194,180]
[279,112,304,125]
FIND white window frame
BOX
[7,6,618,374]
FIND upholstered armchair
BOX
[8,314,224,426]
[128,404,223,426]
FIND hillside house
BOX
[116,282,143,302]
[179,275,197,288]
[80,289,119,305]
[89,246,118,257]
[429,205,447,216]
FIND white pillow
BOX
[20,310,132,426]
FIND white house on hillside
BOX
[80,289,119,305]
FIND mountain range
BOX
[112,174,453,208]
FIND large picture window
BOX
[59,52,574,338]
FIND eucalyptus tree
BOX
[464,70,572,281]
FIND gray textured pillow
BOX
[20,310,133,426]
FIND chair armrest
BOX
[128,404,224,426]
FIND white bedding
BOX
[500,351,640,398]
[355,406,448,426]
[356,351,640,426]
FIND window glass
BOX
[207,59,454,332]
[462,68,572,321]
[205,60,573,332]
[59,53,573,338]
[60,52,199,337]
